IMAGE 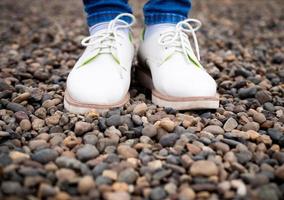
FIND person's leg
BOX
[83,0,132,27]
[143,0,191,25]
[64,1,136,114]
[137,0,219,110]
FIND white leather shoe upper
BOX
[66,14,136,105]
[138,19,217,98]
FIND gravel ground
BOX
[0,0,284,199]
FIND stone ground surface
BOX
[0,0,284,199]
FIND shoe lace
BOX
[79,13,136,68]
[158,19,202,68]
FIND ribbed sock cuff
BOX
[144,13,187,25]
[87,11,132,27]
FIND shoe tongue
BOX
[89,21,129,36]
[145,23,177,39]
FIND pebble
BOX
[32,149,58,164]
[74,121,92,135]
[203,125,225,135]
[133,103,147,115]
[1,181,22,195]
[103,170,118,180]
[63,135,80,148]
[252,112,266,124]
[255,90,272,104]
[78,176,95,194]
[117,145,138,158]
[159,133,179,147]
[160,118,175,132]
[6,102,27,112]
[267,128,283,142]
[190,160,218,177]
[118,168,138,184]
[275,165,284,180]
[242,122,260,131]
[235,151,252,164]
[142,124,158,138]
[104,192,131,200]
[0,78,14,91]
[56,168,76,182]
[12,92,30,103]
[76,144,99,161]
[106,115,122,127]
[9,151,30,162]
[238,87,257,99]
[223,117,238,131]
[150,187,167,200]
[20,119,32,131]
[32,118,45,131]
[14,111,29,122]
[178,187,196,200]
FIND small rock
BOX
[252,112,266,124]
[42,98,61,108]
[164,183,177,194]
[78,176,95,194]
[118,168,138,184]
[133,103,147,115]
[242,122,260,131]
[112,182,129,192]
[63,136,80,148]
[46,113,61,126]
[160,118,175,132]
[20,119,32,131]
[32,118,45,131]
[178,187,196,200]
[74,121,92,136]
[275,165,284,180]
[238,87,257,99]
[257,134,272,145]
[235,151,252,164]
[12,92,30,103]
[272,52,284,64]
[223,118,238,132]
[150,187,167,200]
[6,102,26,112]
[159,133,179,147]
[142,124,157,138]
[34,107,47,119]
[190,160,218,176]
[106,115,122,127]
[9,151,30,162]
[247,130,260,140]
[56,168,77,182]
[117,145,138,158]
[76,144,99,161]
[14,111,29,122]
[256,90,272,104]
[1,181,22,195]
[203,125,225,135]
[83,134,98,145]
[32,149,58,164]
[267,128,283,142]
[104,192,131,200]
[0,78,14,92]
[103,170,118,180]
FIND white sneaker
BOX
[137,19,219,110]
[64,14,136,114]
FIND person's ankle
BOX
[89,21,130,36]
[144,23,176,39]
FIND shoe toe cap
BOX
[66,66,128,105]
[154,64,217,98]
